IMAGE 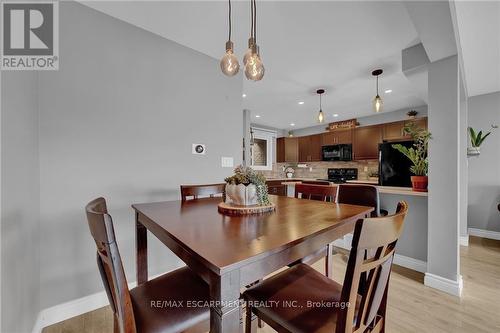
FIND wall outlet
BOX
[221,157,234,168]
[364,166,368,172]
[192,144,206,155]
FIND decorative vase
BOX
[225,184,258,206]
[467,147,480,156]
[410,176,428,192]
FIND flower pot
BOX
[225,184,258,206]
[286,172,293,178]
[467,147,480,157]
[410,176,428,192]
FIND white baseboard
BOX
[468,228,500,241]
[333,235,427,273]
[460,235,469,246]
[424,273,463,297]
[32,272,166,333]
[393,254,427,273]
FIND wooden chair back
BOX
[180,183,226,201]
[337,184,382,217]
[337,201,408,333]
[294,183,337,202]
[85,197,136,333]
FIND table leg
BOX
[210,270,243,333]
[135,212,148,285]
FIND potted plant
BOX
[224,165,270,206]
[392,123,431,192]
[467,126,496,156]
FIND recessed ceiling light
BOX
[290,123,295,127]
[333,114,339,117]
[384,89,392,94]
[255,115,261,118]
[242,94,247,98]
[298,101,304,105]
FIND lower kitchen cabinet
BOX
[266,181,287,196]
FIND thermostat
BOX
[192,144,206,155]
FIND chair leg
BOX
[245,304,254,333]
[325,243,333,278]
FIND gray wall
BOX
[37,2,243,309]
[467,91,500,232]
[288,105,428,137]
[1,72,40,332]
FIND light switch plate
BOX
[192,144,206,155]
[221,157,234,168]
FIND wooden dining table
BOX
[132,195,373,333]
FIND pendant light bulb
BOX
[244,45,265,81]
[373,94,383,113]
[318,110,324,123]
[220,41,239,76]
[372,69,384,113]
[243,38,255,66]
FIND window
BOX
[250,128,276,171]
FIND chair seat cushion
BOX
[243,263,360,333]
[130,266,210,333]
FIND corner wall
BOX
[1,72,40,332]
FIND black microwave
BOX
[322,144,353,161]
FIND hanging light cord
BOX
[319,93,322,111]
[228,0,232,41]
[253,0,257,43]
[376,75,379,95]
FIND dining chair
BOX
[336,184,388,217]
[180,183,226,201]
[243,201,408,333]
[293,183,338,277]
[294,183,337,202]
[85,197,210,333]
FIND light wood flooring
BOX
[43,236,500,333]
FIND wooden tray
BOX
[218,202,276,215]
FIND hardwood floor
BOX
[42,236,500,333]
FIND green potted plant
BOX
[392,122,431,192]
[224,165,270,206]
[467,126,496,156]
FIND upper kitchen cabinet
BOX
[276,137,299,163]
[382,117,428,141]
[298,134,322,162]
[353,125,383,160]
[321,129,352,145]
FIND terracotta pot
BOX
[225,184,258,206]
[411,176,428,192]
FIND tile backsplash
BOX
[260,160,379,180]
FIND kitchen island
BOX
[269,178,428,273]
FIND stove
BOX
[317,168,358,184]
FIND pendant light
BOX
[372,69,383,113]
[220,0,240,76]
[317,89,325,123]
[244,0,265,81]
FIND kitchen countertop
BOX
[267,178,428,197]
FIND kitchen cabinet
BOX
[276,137,286,163]
[283,137,299,162]
[353,125,383,160]
[298,134,322,162]
[321,129,352,145]
[266,180,287,196]
[383,117,428,141]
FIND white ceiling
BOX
[81,1,426,130]
[454,0,500,97]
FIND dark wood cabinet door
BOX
[321,132,335,146]
[335,129,353,144]
[383,121,408,140]
[405,117,427,131]
[310,134,322,161]
[284,137,299,162]
[353,125,382,160]
[276,137,285,163]
[266,181,287,196]
[298,136,310,162]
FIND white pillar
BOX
[425,55,463,296]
